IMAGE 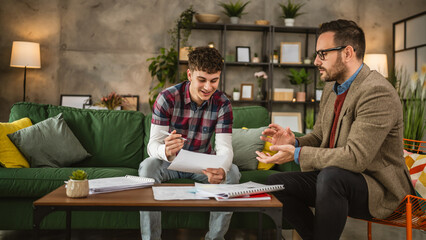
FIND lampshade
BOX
[10,41,41,69]
[364,54,388,78]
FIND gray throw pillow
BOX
[232,127,267,170]
[8,113,91,168]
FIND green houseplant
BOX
[232,87,240,101]
[67,170,89,198]
[219,0,251,24]
[147,6,196,107]
[279,0,305,26]
[288,68,311,102]
[305,108,314,133]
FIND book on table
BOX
[195,181,284,199]
[87,175,155,194]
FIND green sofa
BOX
[0,102,300,231]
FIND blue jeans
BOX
[138,157,241,240]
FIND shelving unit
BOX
[178,22,319,133]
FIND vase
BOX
[296,92,306,102]
[66,179,89,198]
[284,18,295,27]
[230,17,240,24]
[256,88,264,101]
[233,92,240,101]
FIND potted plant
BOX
[254,71,268,100]
[66,169,89,198]
[288,68,311,102]
[232,88,240,101]
[315,79,325,101]
[94,92,127,110]
[305,108,314,133]
[279,0,305,27]
[219,0,251,24]
[252,53,260,63]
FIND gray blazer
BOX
[297,65,414,219]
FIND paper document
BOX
[87,175,155,194]
[152,186,209,200]
[195,181,284,199]
[167,149,226,174]
[215,193,271,201]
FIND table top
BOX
[34,184,282,208]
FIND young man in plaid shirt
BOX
[139,47,241,240]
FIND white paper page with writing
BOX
[167,149,226,174]
[152,186,209,200]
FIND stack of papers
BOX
[195,181,284,199]
[87,175,155,194]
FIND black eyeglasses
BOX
[315,46,347,60]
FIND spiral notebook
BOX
[88,175,155,194]
[195,181,284,199]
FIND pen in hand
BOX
[160,130,187,141]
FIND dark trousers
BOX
[267,167,373,240]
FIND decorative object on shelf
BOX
[288,68,311,102]
[240,83,254,100]
[60,95,91,109]
[252,53,260,63]
[271,112,302,133]
[303,58,312,64]
[255,20,270,25]
[279,0,305,27]
[207,42,215,48]
[236,46,250,62]
[254,71,267,100]
[194,13,220,23]
[148,6,195,107]
[305,108,314,133]
[364,54,388,78]
[122,95,140,111]
[219,0,251,24]
[280,42,301,64]
[94,92,128,110]
[272,50,279,63]
[225,54,235,62]
[66,169,89,198]
[10,41,41,102]
[179,47,192,60]
[315,79,325,101]
[273,88,294,101]
[232,88,240,101]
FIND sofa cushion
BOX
[232,127,267,170]
[8,113,91,168]
[404,153,426,198]
[232,106,270,128]
[0,167,138,198]
[0,117,32,168]
[9,102,48,124]
[47,105,145,169]
[257,141,278,170]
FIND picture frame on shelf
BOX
[271,112,302,133]
[240,83,254,100]
[179,47,191,61]
[280,42,301,64]
[122,95,139,111]
[60,95,91,109]
[236,46,250,63]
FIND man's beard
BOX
[319,54,347,82]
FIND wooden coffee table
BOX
[33,184,283,240]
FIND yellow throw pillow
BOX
[0,117,32,168]
[257,141,278,170]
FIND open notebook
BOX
[87,175,155,194]
[195,181,284,199]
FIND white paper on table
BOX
[167,149,226,174]
[152,186,209,200]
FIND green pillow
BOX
[232,127,267,170]
[7,113,91,168]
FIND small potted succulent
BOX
[288,68,311,102]
[232,88,240,101]
[66,169,89,198]
[279,0,305,27]
[219,0,251,24]
[252,53,260,63]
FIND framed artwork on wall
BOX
[122,95,139,111]
[60,95,91,109]
[240,83,254,100]
[236,46,251,62]
[271,112,302,133]
[280,42,301,64]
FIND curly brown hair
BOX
[188,47,223,74]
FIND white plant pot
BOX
[66,179,89,198]
[305,129,313,134]
[284,18,295,27]
[315,89,323,101]
[252,57,260,63]
[230,17,240,24]
[233,92,240,101]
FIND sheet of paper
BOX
[152,186,209,200]
[167,149,226,174]
[194,181,284,198]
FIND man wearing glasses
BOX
[256,19,414,239]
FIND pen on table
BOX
[160,130,187,141]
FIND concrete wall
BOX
[0,0,424,121]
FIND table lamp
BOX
[10,41,41,102]
[364,54,388,78]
